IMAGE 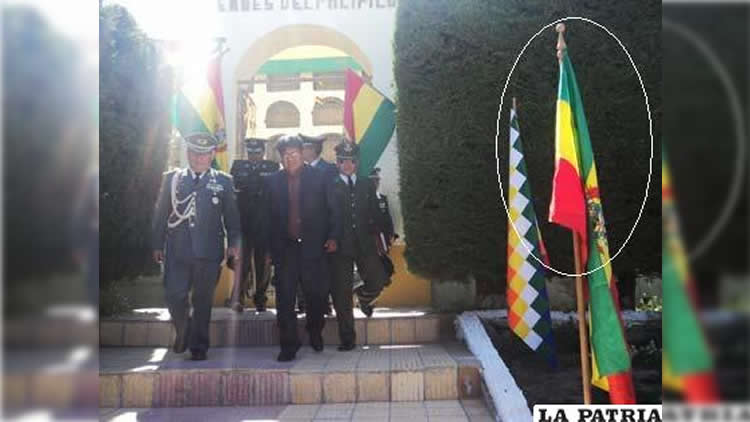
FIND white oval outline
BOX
[663,19,746,260]
[495,16,654,278]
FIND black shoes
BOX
[360,302,374,318]
[190,350,207,361]
[337,342,356,352]
[255,302,267,313]
[173,318,190,354]
[278,344,301,362]
[310,335,324,352]
[277,350,296,362]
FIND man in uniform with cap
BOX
[152,133,241,361]
[265,135,341,361]
[229,137,279,312]
[330,140,389,351]
[301,133,338,181]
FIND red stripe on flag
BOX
[607,371,636,404]
[206,55,225,119]
[344,69,364,140]
[683,372,720,403]
[549,159,587,262]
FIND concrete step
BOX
[100,400,494,421]
[99,343,481,408]
[100,307,455,347]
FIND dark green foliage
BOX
[100,5,171,298]
[663,5,748,278]
[395,0,661,288]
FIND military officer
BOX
[152,133,241,361]
[229,137,279,312]
[330,140,388,351]
[300,133,338,180]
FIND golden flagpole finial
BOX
[555,23,567,61]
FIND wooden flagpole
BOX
[556,22,592,405]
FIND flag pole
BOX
[556,22,592,405]
[572,232,592,404]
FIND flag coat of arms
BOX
[343,69,396,178]
[506,103,557,366]
[548,45,635,404]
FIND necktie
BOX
[347,175,354,190]
[193,172,201,185]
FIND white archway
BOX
[233,24,373,83]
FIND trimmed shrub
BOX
[395,0,661,290]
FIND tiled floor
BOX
[100,399,494,421]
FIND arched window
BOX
[312,97,344,126]
[266,101,300,128]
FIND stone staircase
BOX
[100,307,454,347]
[99,308,484,410]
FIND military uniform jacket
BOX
[311,158,339,182]
[230,159,279,242]
[152,168,241,262]
[332,175,381,258]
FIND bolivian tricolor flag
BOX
[662,153,720,403]
[548,46,635,404]
[173,51,228,171]
[344,69,396,178]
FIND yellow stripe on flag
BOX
[555,99,581,174]
[663,357,684,391]
[352,84,383,142]
[183,80,225,134]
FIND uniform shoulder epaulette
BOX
[230,160,249,172]
[214,169,233,181]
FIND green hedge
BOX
[395,0,661,287]
[100,5,171,297]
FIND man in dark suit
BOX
[152,133,241,361]
[300,133,338,181]
[266,135,341,361]
[330,141,389,351]
[300,133,337,315]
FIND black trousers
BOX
[276,240,329,353]
[164,256,221,353]
[239,233,271,306]
[331,243,387,344]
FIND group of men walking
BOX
[152,132,395,362]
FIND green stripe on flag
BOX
[357,99,396,178]
[587,248,631,375]
[174,91,211,136]
[663,250,712,374]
